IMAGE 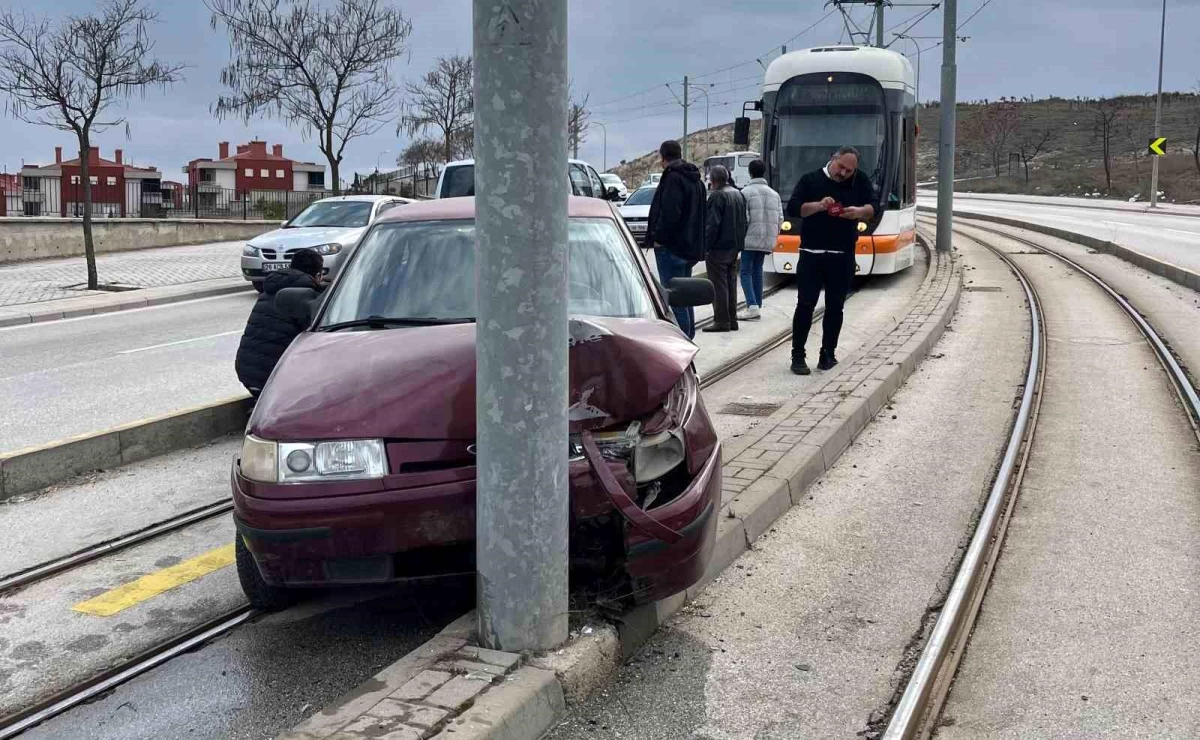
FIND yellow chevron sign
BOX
[1148,137,1167,156]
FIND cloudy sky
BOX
[1,0,1197,182]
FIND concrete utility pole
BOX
[472,0,569,652]
[682,75,689,161]
[935,0,956,254]
[1149,0,1166,208]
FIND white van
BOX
[435,158,619,200]
[702,151,759,189]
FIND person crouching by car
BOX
[235,248,325,398]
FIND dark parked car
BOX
[231,196,720,610]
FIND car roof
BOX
[444,158,597,168]
[312,194,411,204]
[375,196,616,224]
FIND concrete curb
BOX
[916,204,1200,293]
[0,277,253,328]
[0,395,250,501]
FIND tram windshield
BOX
[771,79,886,194]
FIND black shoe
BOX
[817,349,838,371]
[702,325,731,333]
[730,323,739,331]
[791,358,811,375]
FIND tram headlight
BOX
[781,220,792,232]
[857,221,867,233]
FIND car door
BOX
[586,165,606,199]
[569,163,594,197]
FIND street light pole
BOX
[473,0,570,652]
[682,75,689,161]
[1150,0,1166,208]
[593,121,608,170]
[894,33,921,125]
[935,0,956,254]
[686,84,711,133]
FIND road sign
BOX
[1148,137,1167,156]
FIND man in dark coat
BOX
[702,165,748,333]
[643,140,706,339]
[235,248,324,397]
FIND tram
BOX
[734,45,918,276]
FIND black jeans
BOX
[705,250,740,329]
[792,250,855,360]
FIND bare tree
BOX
[962,102,1022,177]
[402,55,473,165]
[1091,98,1127,192]
[207,0,412,194]
[1189,83,1200,179]
[0,1,181,290]
[568,89,590,160]
[1014,115,1056,185]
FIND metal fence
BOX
[0,175,338,220]
[351,168,440,199]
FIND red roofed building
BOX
[18,146,163,217]
[184,141,326,198]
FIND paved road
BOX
[0,241,245,307]
[918,190,1200,274]
[0,291,256,452]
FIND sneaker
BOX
[791,358,811,375]
[817,349,838,371]
[738,305,761,321]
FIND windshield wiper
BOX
[319,316,474,332]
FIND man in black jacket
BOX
[785,146,877,375]
[702,165,748,333]
[235,248,324,397]
[644,140,706,339]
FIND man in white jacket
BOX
[738,159,783,320]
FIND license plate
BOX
[262,262,286,272]
[629,224,646,233]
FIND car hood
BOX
[619,205,651,218]
[249,226,365,249]
[251,316,698,441]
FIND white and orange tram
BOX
[735,45,918,276]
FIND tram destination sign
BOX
[788,81,881,106]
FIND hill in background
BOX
[613,93,1200,203]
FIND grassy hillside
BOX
[615,93,1200,203]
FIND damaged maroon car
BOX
[231,197,720,610]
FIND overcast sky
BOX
[2,0,1197,181]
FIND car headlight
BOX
[239,436,387,483]
[243,244,259,257]
[314,243,343,255]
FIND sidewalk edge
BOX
[0,278,252,329]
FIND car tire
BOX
[235,535,294,611]
[252,282,265,294]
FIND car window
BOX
[586,166,605,198]
[288,201,373,228]
[600,174,621,187]
[569,164,593,197]
[738,154,758,167]
[440,165,475,198]
[320,218,656,325]
[623,187,656,206]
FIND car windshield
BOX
[289,201,373,228]
[600,174,622,186]
[319,218,656,326]
[624,187,656,206]
[441,165,475,198]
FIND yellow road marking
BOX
[73,544,236,617]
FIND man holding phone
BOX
[785,146,877,375]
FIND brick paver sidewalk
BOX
[0,241,245,307]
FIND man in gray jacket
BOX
[702,165,749,333]
[738,159,783,321]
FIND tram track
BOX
[882,219,1200,739]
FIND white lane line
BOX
[119,330,241,354]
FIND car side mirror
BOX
[666,277,714,308]
[605,186,622,201]
[280,220,288,226]
[275,287,320,323]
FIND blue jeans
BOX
[655,248,697,339]
[740,251,766,307]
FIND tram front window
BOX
[774,112,883,193]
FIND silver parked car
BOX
[241,195,413,291]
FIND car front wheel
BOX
[235,535,294,611]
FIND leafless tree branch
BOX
[401,55,473,165]
[206,0,412,193]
